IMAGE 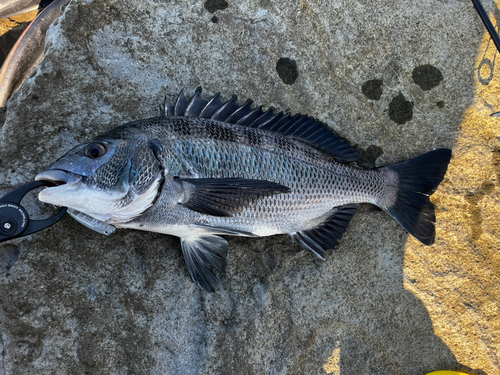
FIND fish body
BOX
[35,91,452,291]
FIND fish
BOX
[35,90,452,292]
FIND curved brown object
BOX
[0,0,68,108]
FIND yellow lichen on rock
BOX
[0,10,38,37]
[404,30,500,374]
[322,342,341,375]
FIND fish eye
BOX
[85,143,107,159]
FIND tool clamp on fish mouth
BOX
[0,180,67,243]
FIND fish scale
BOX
[35,91,452,292]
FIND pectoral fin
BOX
[177,178,290,217]
[180,235,229,292]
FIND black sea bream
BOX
[35,91,452,291]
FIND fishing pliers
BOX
[0,180,66,243]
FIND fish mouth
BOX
[35,169,83,204]
[35,169,82,186]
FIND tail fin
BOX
[380,149,452,245]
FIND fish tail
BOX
[378,149,452,245]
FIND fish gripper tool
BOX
[0,180,67,243]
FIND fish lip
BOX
[35,169,82,186]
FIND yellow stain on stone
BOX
[0,10,38,37]
[322,341,341,375]
[404,20,500,375]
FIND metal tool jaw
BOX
[0,180,67,243]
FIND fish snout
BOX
[35,169,81,186]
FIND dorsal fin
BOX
[160,90,359,163]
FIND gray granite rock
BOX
[0,0,495,374]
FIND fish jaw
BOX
[35,169,83,202]
[35,169,125,223]
[35,168,164,225]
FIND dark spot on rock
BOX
[211,16,218,23]
[361,79,383,100]
[482,181,495,194]
[356,145,384,168]
[464,181,495,242]
[388,92,413,125]
[412,64,443,91]
[32,94,39,101]
[360,204,381,213]
[436,101,445,108]
[204,0,228,13]
[276,58,298,85]
[364,145,384,165]
[108,5,122,21]
[77,332,99,368]
[0,245,20,274]
[492,147,500,181]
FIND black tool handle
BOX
[0,180,67,243]
[472,0,500,52]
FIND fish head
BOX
[35,129,163,224]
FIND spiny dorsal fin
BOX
[160,90,359,163]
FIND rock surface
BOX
[0,0,498,374]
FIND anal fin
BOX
[180,235,229,292]
[292,204,359,260]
